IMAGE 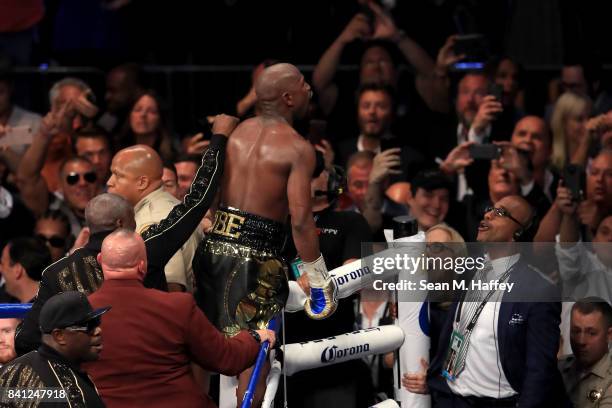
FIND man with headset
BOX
[423,195,570,407]
[284,166,374,408]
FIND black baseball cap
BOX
[40,292,111,334]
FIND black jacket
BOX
[15,134,228,356]
[0,344,105,407]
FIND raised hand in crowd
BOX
[555,184,578,216]
[587,110,612,150]
[440,141,475,175]
[402,358,429,395]
[236,62,268,118]
[338,13,373,45]
[368,1,402,42]
[370,148,402,184]
[586,111,612,135]
[557,182,581,245]
[40,100,73,138]
[577,199,605,233]
[236,86,258,118]
[313,139,335,170]
[471,95,503,135]
[183,132,210,156]
[361,148,402,231]
[496,142,532,186]
[434,35,466,77]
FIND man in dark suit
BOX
[430,72,518,202]
[426,195,568,407]
[85,229,275,408]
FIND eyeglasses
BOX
[35,234,66,249]
[65,171,97,186]
[484,206,524,228]
[63,317,100,335]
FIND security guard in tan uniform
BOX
[135,186,201,292]
[559,298,612,408]
[107,144,201,292]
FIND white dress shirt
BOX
[448,254,519,398]
[555,236,612,304]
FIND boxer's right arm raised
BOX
[287,139,337,319]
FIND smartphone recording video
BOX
[452,34,489,71]
[563,164,586,202]
[488,83,504,102]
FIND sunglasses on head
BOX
[65,171,97,186]
[484,206,524,228]
[63,317,101,335]
[35,234,66,249]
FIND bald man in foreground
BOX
[107,144,200,292]
[194,63,336,406]
[85,229,274,408]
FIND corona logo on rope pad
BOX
[332,265,372,287]
[321,343,371,363]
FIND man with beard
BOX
[194,63,337,407]
[0,318,19,367]
[335,82,425,183]
[434,72,517,201]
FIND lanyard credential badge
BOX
[442,329,465,382]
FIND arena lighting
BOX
[453,61,484,70]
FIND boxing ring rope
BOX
[2,228,425,407]
[240,317,279,408]
[0,304,32,319]
[0,304,405,407]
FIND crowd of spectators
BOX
[0,1,611,407]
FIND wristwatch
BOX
[248,329,261,343]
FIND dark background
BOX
[9,0,612,136]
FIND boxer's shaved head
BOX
[254,63,311,121]
[255,63,302,101]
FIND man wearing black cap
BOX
[0,291,109,407]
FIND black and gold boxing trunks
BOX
[193,207,289,337]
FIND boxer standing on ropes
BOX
[193,63,337,407]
